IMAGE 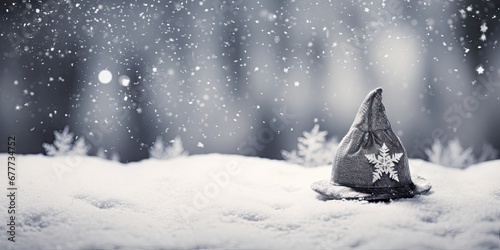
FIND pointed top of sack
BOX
[351,87,391,131]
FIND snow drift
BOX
[1,154,499,249]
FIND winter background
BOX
[1,0,500,249]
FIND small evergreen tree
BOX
[96,148,107,159]
[110,152,121,162]
[96,147,121,161]
[43,126,89,156]
[72,137,90,156]
[281,124,338,167]
[149,136,188,159]
[425,138,498,168]
[149,136,166,159]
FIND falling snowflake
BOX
[459,9,466,18]
[294,81,300,87]
[476,65,484,75]
[365,143,403,183]
[480,23,488,33]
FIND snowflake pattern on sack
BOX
[365,143,403,183]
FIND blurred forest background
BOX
[1,0,499,162]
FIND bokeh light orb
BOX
[119,75,131,87]
[98,70,113,84]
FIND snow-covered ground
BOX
[1,154,499,249]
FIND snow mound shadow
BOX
[222,209,269,222]
[73,194,132,210]
[262,223,301,232]
[17,209,67,232]
[492,189,500,200]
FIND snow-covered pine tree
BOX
[425,138,498,168]
[72,137,90,156]
[149,136,166,159]
[425,139,443,165]
[96,148,107,159]
[476,143,499,163]
[164,136,188,158]
[111,152,120,162]
[149,136,188,159]
[281,124,338,167]
[425,138,474,168]
[43,126,73,156]
[43,126,90,156]
[96,147,121,161]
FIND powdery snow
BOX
[1,154,499,249]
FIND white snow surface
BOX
[1,154,499,249]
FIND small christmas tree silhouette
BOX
[149,136,188,159]
[43,126,89,156]
[425,138,498,168]
[282,124,338,167]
